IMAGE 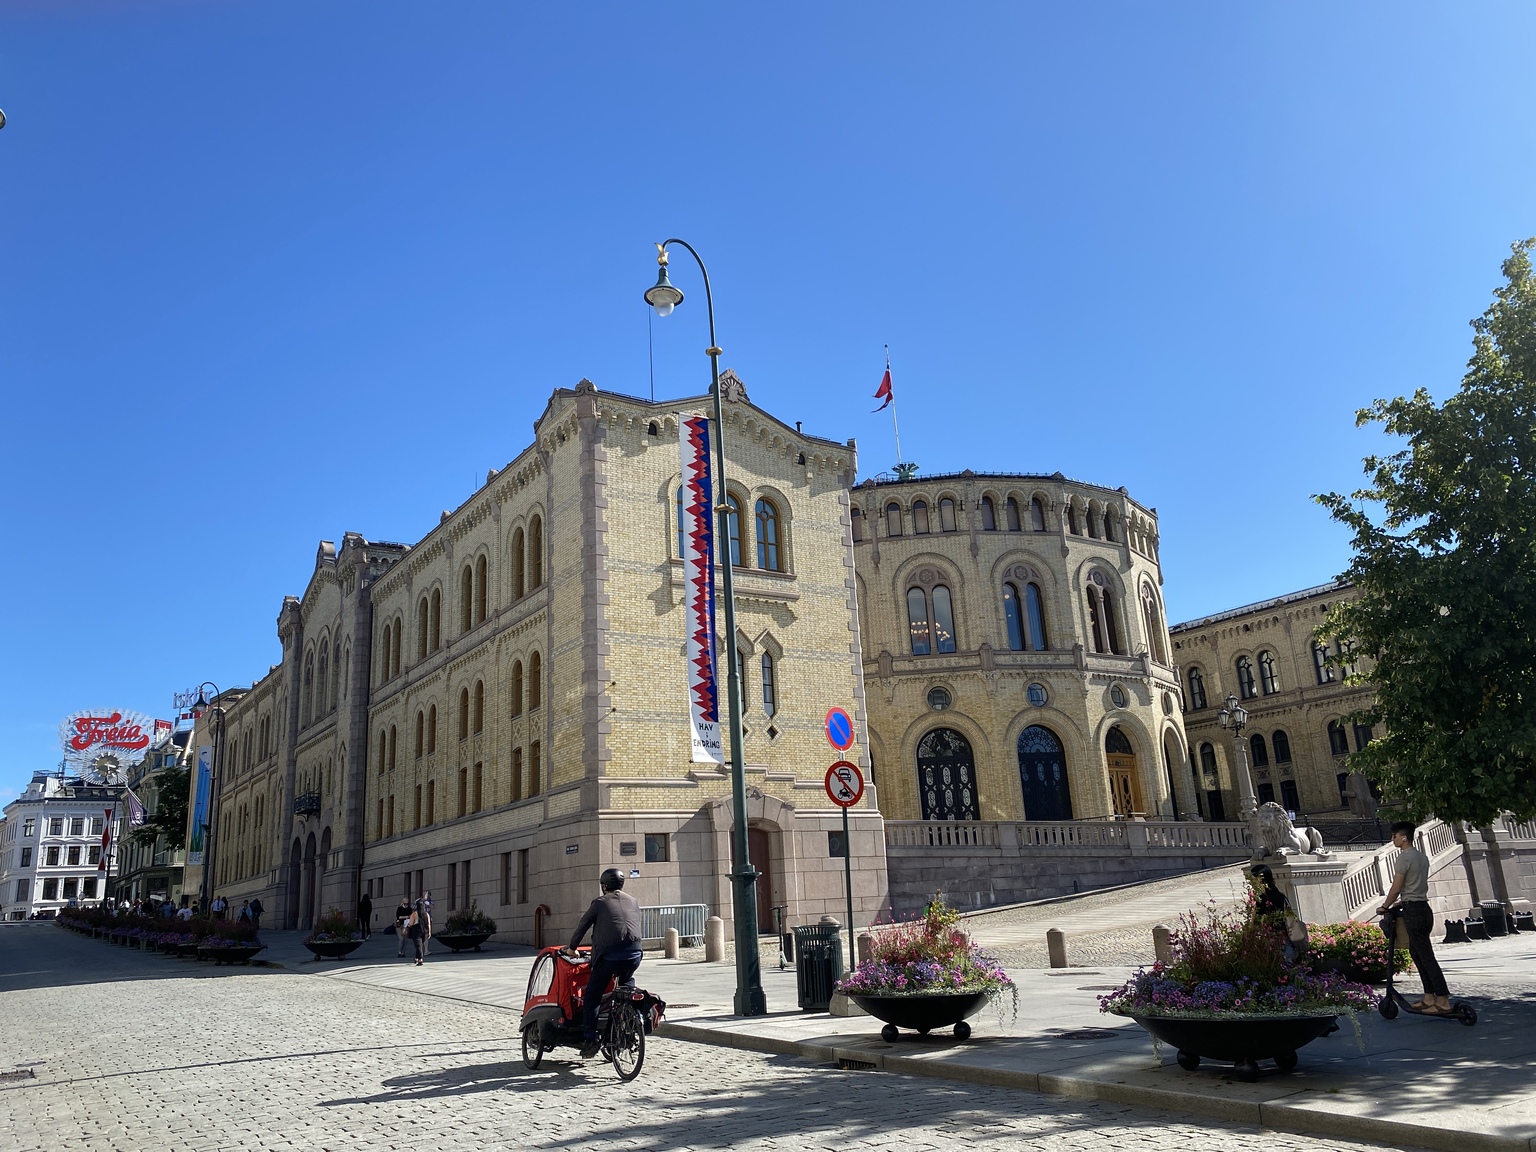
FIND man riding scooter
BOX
[566,868,644,1059]
[1378,820,1454,1014]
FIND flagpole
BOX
[885,345,903,467]
[100,793,118,908]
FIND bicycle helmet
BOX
[600,868,626,892]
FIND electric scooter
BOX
[1377,906,1477,1026]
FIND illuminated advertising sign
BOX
[59,710,154,759]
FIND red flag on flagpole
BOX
[98,808,112,872]
[872,367,893,412]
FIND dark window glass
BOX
[913,500,930,534]
[1259,651,1279,694]
[1002,583,1025,651]
[850,506,863,542]
[644,833,669,863]
[1250,733,1269,767]
[938,498,957,532]
[1328,721,1349,756]
[760,653,777,717]
[1030,497,1047,532]
[1024,583,1048,649]
[1272,729,1292,763]
[907,587,931,655]
[931,585,958,653]
[1199,742,1218,775]
[755,499,780,570]
[1279,779,1300,811]
[1005,498,1022,532]
[980,497,996,531]
[1313,642,1334,684]
[1236,656,1257,700]
[886,502,903,537]
[1353,723,1373,752]
[725,495,743,566]
[1257,781,1276,805]
[1188,668,1207,710]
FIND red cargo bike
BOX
[519,945,665,1081]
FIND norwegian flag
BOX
[98,808,112,872]
[124,788,147,828]
[872,364,893,412]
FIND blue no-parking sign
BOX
[824,707,854,751]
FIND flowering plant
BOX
[1099,901,1377,1019]
[1306,920,1410,976]
[442,900,497,936]
[200,935,263,950]
[836,896,1016,1009]
[305,908,362,943]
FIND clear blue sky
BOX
[2,3,1533,798]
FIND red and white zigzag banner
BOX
[679,414,723,765]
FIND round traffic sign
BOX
[824,760,865,808]
[824,707,855,751]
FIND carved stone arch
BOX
[1094,710,1165,816]
[892,552,963,600]
[898,707,991,775]
[754,629,783,659]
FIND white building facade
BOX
[1,774,123,919]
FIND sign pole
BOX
[823,751,865,978]
[842,804,855,969]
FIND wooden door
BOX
[748,828,774,934]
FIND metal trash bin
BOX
[1481,902,1509,937]
[793,919,844,1012]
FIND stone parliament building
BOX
[183,376,1228,939]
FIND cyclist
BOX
[566,868,644,1059]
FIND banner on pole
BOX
[188,745,213,864]
[679,413,723,764]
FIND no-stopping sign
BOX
[824,761,865,808]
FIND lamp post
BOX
[193,682,225,913]
[645,239,767,1017]
[1216,691,1261,838]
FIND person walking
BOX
[1378,821,1453,1014]
[358,891,373,940]
[407,899,428,965]
[420,892,433,956]
[249,896,263,932]
[395,897,412,957]
[237,900,252,926]
[565,868,644,1059]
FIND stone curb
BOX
[656,1021,1534,1152]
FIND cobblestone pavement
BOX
[0,925,1417,1152]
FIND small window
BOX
[938,498,957,533]
[70,817,84,836]
[646,420,659,437]
[49,818,63,836]
[1025,583,1048,650]
[19,847,31,867]
[513,528,527,598]
[1067,504,1080,534]
[1002,583,1025,651]
[644,833,669,863]
[82,878,97,899]
[529,653,542,710]
[1250,733,1269,767]
[1030,497,1047,532]
[42,879,58,901]
[1005,497,1022,532]
[1312,642,1335,685]
[1187,667,1207,710]
[22,819,34,837]
[927,686,951,711]
[1026,682,1048,707]
[1353,723,1374,753]
[1199,742,1218,776]
[518,848,530,904]
[886,502,903,536]
[1258,651,1279,695]
[1328,720,1349,756]
[45,847,59,866]
[1257,781,1276,805]
[528,515,544,589]
[755,498,781,570]
[850,506,864,542]
[90,817,102,835]
[472,680,485,734]
[1337,772,1351,806]
[1110,684,1128,708]
[66,846,81,866]
[529,740,542,796]
[459,689,470,740]
[427,705,437,754]
[511,661,524,717]
[1236,656,1257,700]
[724,495,743,566]
[913,500,930,535]
[931,585,958,653]
[760,652,777,717]
[979,496,997,531]
[1273,729,1292,763]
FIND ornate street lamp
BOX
[644,239,767,1017]
[193,681,226,912]
[1216,691,1261,840]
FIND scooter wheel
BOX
[1458,1006,1477,1027]
[881,1024,900,1043]
[1176,1049,1200,1071]
[1379,999,1399,1020]
[1274,1050,1298,1073]
[953,1021,971,1040]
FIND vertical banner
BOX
[679,414,724,764]
[188,744,213,864]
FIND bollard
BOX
[857,932,874,967]
[1046,927,1068,969]
[1152,924,1174,965]
[704,915,726,962]
[663,927,680,959]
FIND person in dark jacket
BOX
[395,898,412,957]
[358,892,373,940]
[566,868,644,1058]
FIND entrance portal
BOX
[1017,725,1072,820]
[748,827,773,935]
[1106,726,1144,817]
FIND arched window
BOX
[1250,733,1269,767]
[528,516,544,588]
[303,651,315,724]
[430,589,441,651]
[675,488,686,558]
[912,500,930,535]
[886,502,903,537]
[1141,586,1167,664]
[720,494,742,566]
[1086,572,1122,654]
[426,705,437,755]
[1030,497,1047,532]
[1199,741,1218,776]
[1087,506,1101,538]
[510,661,524,717]
[460,566,474,631]
[1327,719,1349,756]
[1259,650,1279,695]
[1017,724,1072,820]
[647,420,659,437]
[1103,508,1119,543]
[1236,656,1257,700]
[1187,667,1208,711]
[1272,729,1292,763]
[528,652,542,710]
[1312,642,1334,685]
[850,505,864,542]
[760,652,777,717]
[317,643,329,711]
[392,618,402,677]
[1002,583,1025,651]
[755,498,780,570]
[418,597,430,660]
[1005,497,1022,532]
[1025,583,1049,650]
[938,498,957,533]
[414,711,425,758]
[387,726,396,773]
[472,680,484,734]
[512,528,526,599]
[907,587,931,654]
[979,496,997,531]
[916,728,979,820]
[475,555,488,624]
[377,630,389,687]
[1067,503,1081,535]
[931,586,957,652]
[458,689,470,740]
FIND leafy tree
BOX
[1317,239,1536,825]
[131,762,191,851]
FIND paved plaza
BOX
[0,922,1427,1152]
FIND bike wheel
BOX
[608,1002,645,1082]
[521,1023,544,1070]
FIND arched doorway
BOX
[301,832,317,930]
[286,839,302,929]
[1017,725,1072,820]
[318,826,332,923]
[1106,726,1144,817]
[916,728,979,820]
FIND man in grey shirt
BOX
[1378,821,1451,1013]
[566,868,644,1058]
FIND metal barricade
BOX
[639,904,707,947]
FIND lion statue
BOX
[1253,801,1332,861]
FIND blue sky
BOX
[2,3,1533,797]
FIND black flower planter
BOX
[1122,1012,1340,1081]
[434,931,493,953]
[850,992,992,1042]
[198,944,266,966]
[304,939,364,961]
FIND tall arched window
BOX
[1327,720,1349,756]
[1087,506,1101,538]
[1141,586,1167,664]
[426,705,437,754]
[460,566,474,631]
[1272,729,1292,763]
[1236,656,1257,700]
[755,498,780,570]
[510,661,524,717]
[528,515,544,588]
[1025,583,1049,650]
[721,494,742,565]
[1005,497,1022,532]
[930,586,956,652]
[1258,650,1279,694]
[1086,572,1122,654]
[472,680,484,734]
[1313,642,1334,685]
[475,555,488,624]
[1103,508,1119,542]
[675,488,686,558]
[458,689,470,740]
[392,617,402,678]
[1018,724,1072,820]
[886,502,903,536]
[303,650,315,724]
[512,528,526,599]
[1030,497,1047,532]
[316,644,328,716]
[979,496,997,531]
[938,498,957,533]
[1250,733,1269,767]
[916,728,979,820]
[850,505,864,542]
[387,725,397,773]
[1199,741,1217,775]
[414,711,425,759]
[1187,667,1208,710]
[912,499,930,535]
[907,587,931,654]
[418,597,430,660]
[377,630,390,687]
[430,589,441,651]
[1067,503,1081,535]
[760,652,777,717]
[907,582,958,655]
[1002,583,1025,651]
[528,652,542,709]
